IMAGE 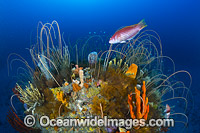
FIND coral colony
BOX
[7,21,191,132]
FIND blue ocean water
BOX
[0,0,200,132]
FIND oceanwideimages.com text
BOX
[24,115,174,129]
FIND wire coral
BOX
[7,21,192,132]
[12,86,24,103]
[7,107,35,132]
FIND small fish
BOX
[109,19,147,44]
[164,104,171,119]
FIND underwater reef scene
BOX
[6,21,193,133]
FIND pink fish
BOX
[109,19,147,44]
[164,104,171,119]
